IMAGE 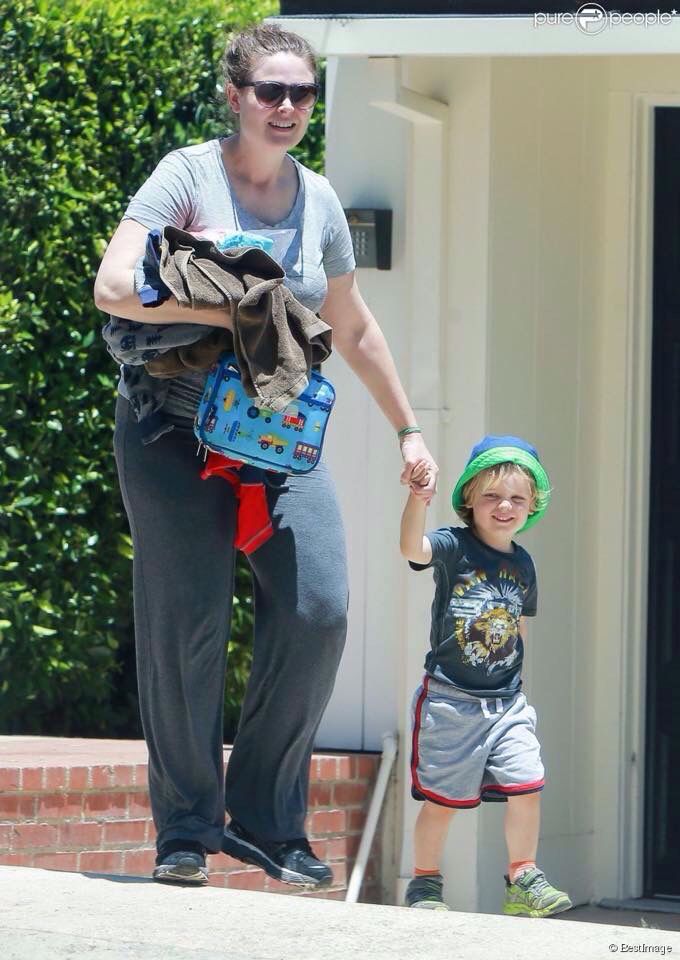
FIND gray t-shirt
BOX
[122,138,356,418]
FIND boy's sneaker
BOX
[502,868,572,917]
[222,820,333,888]
[405,873,451,910]
[152,847,209,886]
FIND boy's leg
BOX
[414,800,456,872]
[504,791,540,870]
[408,681,488,909]
[405,801,454,910]
[405,801,455,909]
[484,695,571,916]
[503,796,571,917]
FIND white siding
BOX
[314,43,680,908]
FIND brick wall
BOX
[0,738,381,901]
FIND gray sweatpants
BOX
[113,397,348,853]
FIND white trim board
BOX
[273,15,680,57]
[593,90,677,902]
[625,92,680,900]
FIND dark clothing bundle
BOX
[103,227,333,553]
[101,226,332,442]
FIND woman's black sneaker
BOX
[152,840,209,886]
[222,820,333,888]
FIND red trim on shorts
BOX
[481,779,545,795]
[415,786,482,809]
[411,675,482,809]
[410,676,428,793]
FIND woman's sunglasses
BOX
[240,80,319,111]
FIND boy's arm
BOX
[400,492,433,565]
[519,617,529,639]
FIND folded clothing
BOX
[156,227,332,412]
[138,229,173,307]
[102,226,332,416]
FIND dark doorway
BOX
[645,106,680,899]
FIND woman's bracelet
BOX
[397,426,422,440]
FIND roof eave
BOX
[270,14,680,57]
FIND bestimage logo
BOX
[534,3,675,34]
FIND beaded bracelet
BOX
[397,426,422,440]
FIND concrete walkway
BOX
[2,866,679,960]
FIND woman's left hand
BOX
[399,433,439,503]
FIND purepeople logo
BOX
[534,3,675,34]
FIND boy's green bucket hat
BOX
[452,435,551,533]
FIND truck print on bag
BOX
[282,409,306,431]
[194,354,335,474]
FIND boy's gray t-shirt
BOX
[121,138,356,416]
[410,526,538,697]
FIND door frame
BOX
[641,99,680,899]
[596,92,680,901]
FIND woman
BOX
[94,23,438,888]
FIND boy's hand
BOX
[406,460,434,505]
[400,483,433,564]
[399,434,438,502]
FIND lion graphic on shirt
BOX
[457,605,519,670]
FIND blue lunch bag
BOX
[194,353,336,474]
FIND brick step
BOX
[0,737,381,901]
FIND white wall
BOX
[478,55,609,912]
[592,54,680,903]
[318,43,680,910]
[315,56,412,752]
[458,52,680,912]
[396,53,608,912]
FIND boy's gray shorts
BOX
[410,675,545,808]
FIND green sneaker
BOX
[503,868,572,918]
[405,873,451,910]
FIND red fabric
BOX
[481,780,545,795]
[200,452,273,554]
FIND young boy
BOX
[400,435,571,917]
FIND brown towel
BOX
[145,329,234,378]
[146,227,331,411]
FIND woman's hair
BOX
[458,462,542,526]
[221,23,319,90]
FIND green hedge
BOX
[0,0,325,737]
